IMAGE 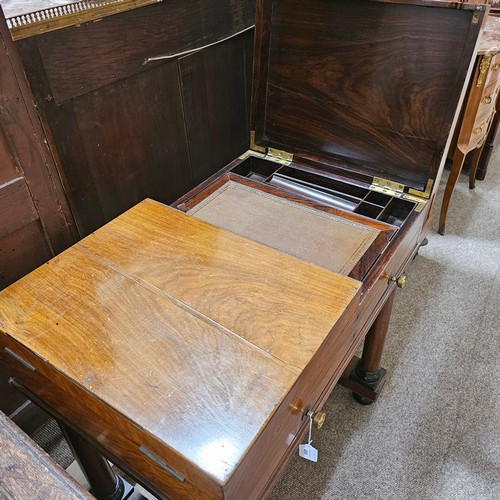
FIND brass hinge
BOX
[371,177,405,194]
[370,176,428,212]
[266,147,293,166]
[249,131,293,165]
[408,179,433,199]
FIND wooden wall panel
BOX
[15,0,255,237]
[0,178,38,238]
[179,29,254,185]
[39,61,193,235]
[0,7,77,414]
[0,220,52,291]
[35,0,255,103]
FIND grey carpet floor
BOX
[31,152,500,500]
[269,151,500,500]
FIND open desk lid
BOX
[251,0,486,194]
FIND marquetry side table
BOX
[439,15,500,235]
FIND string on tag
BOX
[307,411,313,445]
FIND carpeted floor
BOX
[269,152,500,500]
[31,151,500,500]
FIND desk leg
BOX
[60,424,128,500]
[439,148,466,235]
[339,289,396,405]
[468,145,485,190]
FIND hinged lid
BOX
[251,0,486,192]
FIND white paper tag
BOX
[299,443,318,462]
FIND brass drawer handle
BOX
[482,95,492,104]
[474,112,496,135]
[304,409,327,429]
[388,274,406,288]
[494,62,500,71]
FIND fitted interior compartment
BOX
[355,202,384,219]
[378,198,415,227]
[231,156,278,181]
[230,156,417,227]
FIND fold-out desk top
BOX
[0,199,360,494]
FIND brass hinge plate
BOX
[250,130,266,154]
[370,176,427,212]
[249,131,293,165]
[372,177,405,194]
[266,147,293,166]
[408,179,433,199]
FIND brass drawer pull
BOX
[3,347,36,372]
[388,274,406,288]
[494,62,500,71]
[304,409,327,429]
[482,95,492,104]
[474,112,496,135]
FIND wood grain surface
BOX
[0,199,360,489]
[251,0,484,191]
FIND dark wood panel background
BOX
[16,0,255,236]
[180,28,254,185]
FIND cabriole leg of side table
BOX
[339,289,396,405]
[439,148,466,235]
[468,144,486,190]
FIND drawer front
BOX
[479,79,498,108]
[471,109,496,145]
[0,336,222,500]
[484,52,500,89]
[468,52,500,146]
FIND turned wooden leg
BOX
[469,145,485,190]
[60,424,129,500]
[439,148,466,235]
[339,289,396,405]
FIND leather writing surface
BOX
[188,180,380,275]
